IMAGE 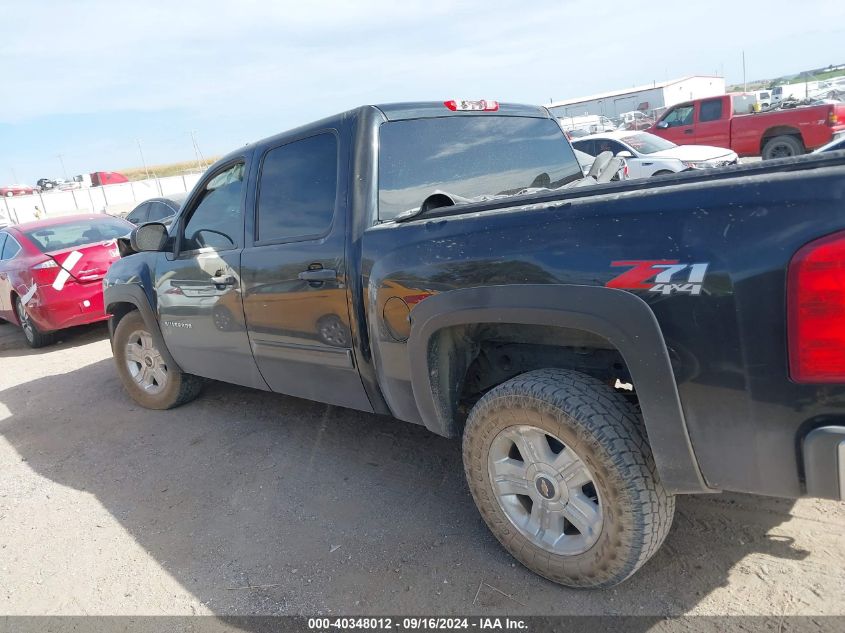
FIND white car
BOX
[571,131,738,179]
[574,149,628,181]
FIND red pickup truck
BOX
[648,94,845,159]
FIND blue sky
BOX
[1,0,843,184]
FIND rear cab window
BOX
[23,218,130,253]
[377,116,582,221]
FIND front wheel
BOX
[113,310,203,409]
[462,368,675,588]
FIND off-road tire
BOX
[15,295,55,348]
[762,135,804,160]
[462,368,675,588]
[113,310,203,409]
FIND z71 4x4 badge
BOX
[606,260,710,296]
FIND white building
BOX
[548,76,726,120]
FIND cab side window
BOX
[699,99,723,122]
[256,133,338,243]
[0,233,7,261]
[663,105,694,127]
[182,162,245,252]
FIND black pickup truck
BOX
[103,100,845,589]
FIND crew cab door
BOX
[693,97,731,148]
[155,158,266,389]
[240,129,372,412]
[654,103,695,145]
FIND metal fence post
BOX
[87,187,97,214]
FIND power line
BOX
[57,154,68,180]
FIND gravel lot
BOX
[1,319,844,617]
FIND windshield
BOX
[378,116,582,220]
[23,217,131,253]
[620,133,677,154]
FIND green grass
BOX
[119,158,220,182]
[728,65,845,92]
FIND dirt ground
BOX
[1,320,844,617]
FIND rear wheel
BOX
[651,169,675,177]
[462,368,675,588]
[15,296,54,348]
[762,135,804,160]
[113,310,203,409]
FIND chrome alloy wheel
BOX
[487,425,603,555]
[125,329,168,395]
[15,298,34,343]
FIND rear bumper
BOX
[803,426,845,500]
[27,282,108,332]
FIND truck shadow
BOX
[0,356,812,621]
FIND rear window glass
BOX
[378,116,582,221]
[23,217,130,253]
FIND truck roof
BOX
[215,101,553,166]
[374,101,550,121]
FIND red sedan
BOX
[1,184,36,197]
[0,214,133,347]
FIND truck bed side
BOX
[360,155,845,499]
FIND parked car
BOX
[1,184,36,197]
[555,114,617,135]
[648,94,845,159]
[617,110,655,131]
[574,149,628,180]
[0,214,133,347]
[124,193,187,226]
[572,131,737,179]
[104,100,845,589]
[36,178,58,191]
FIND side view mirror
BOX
[130,222,169,252]
[656,121,669,129]
[616,150,634,158]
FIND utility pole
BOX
[191,131,208,170]
[57,154,68,180]
[742,50,747,93]
[136,138,151,180]
[10,168,18,183]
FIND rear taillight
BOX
[31,259,60,285]
[788,230,845,382]
[828,110,839,126]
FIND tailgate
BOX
[46,240,122,288]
